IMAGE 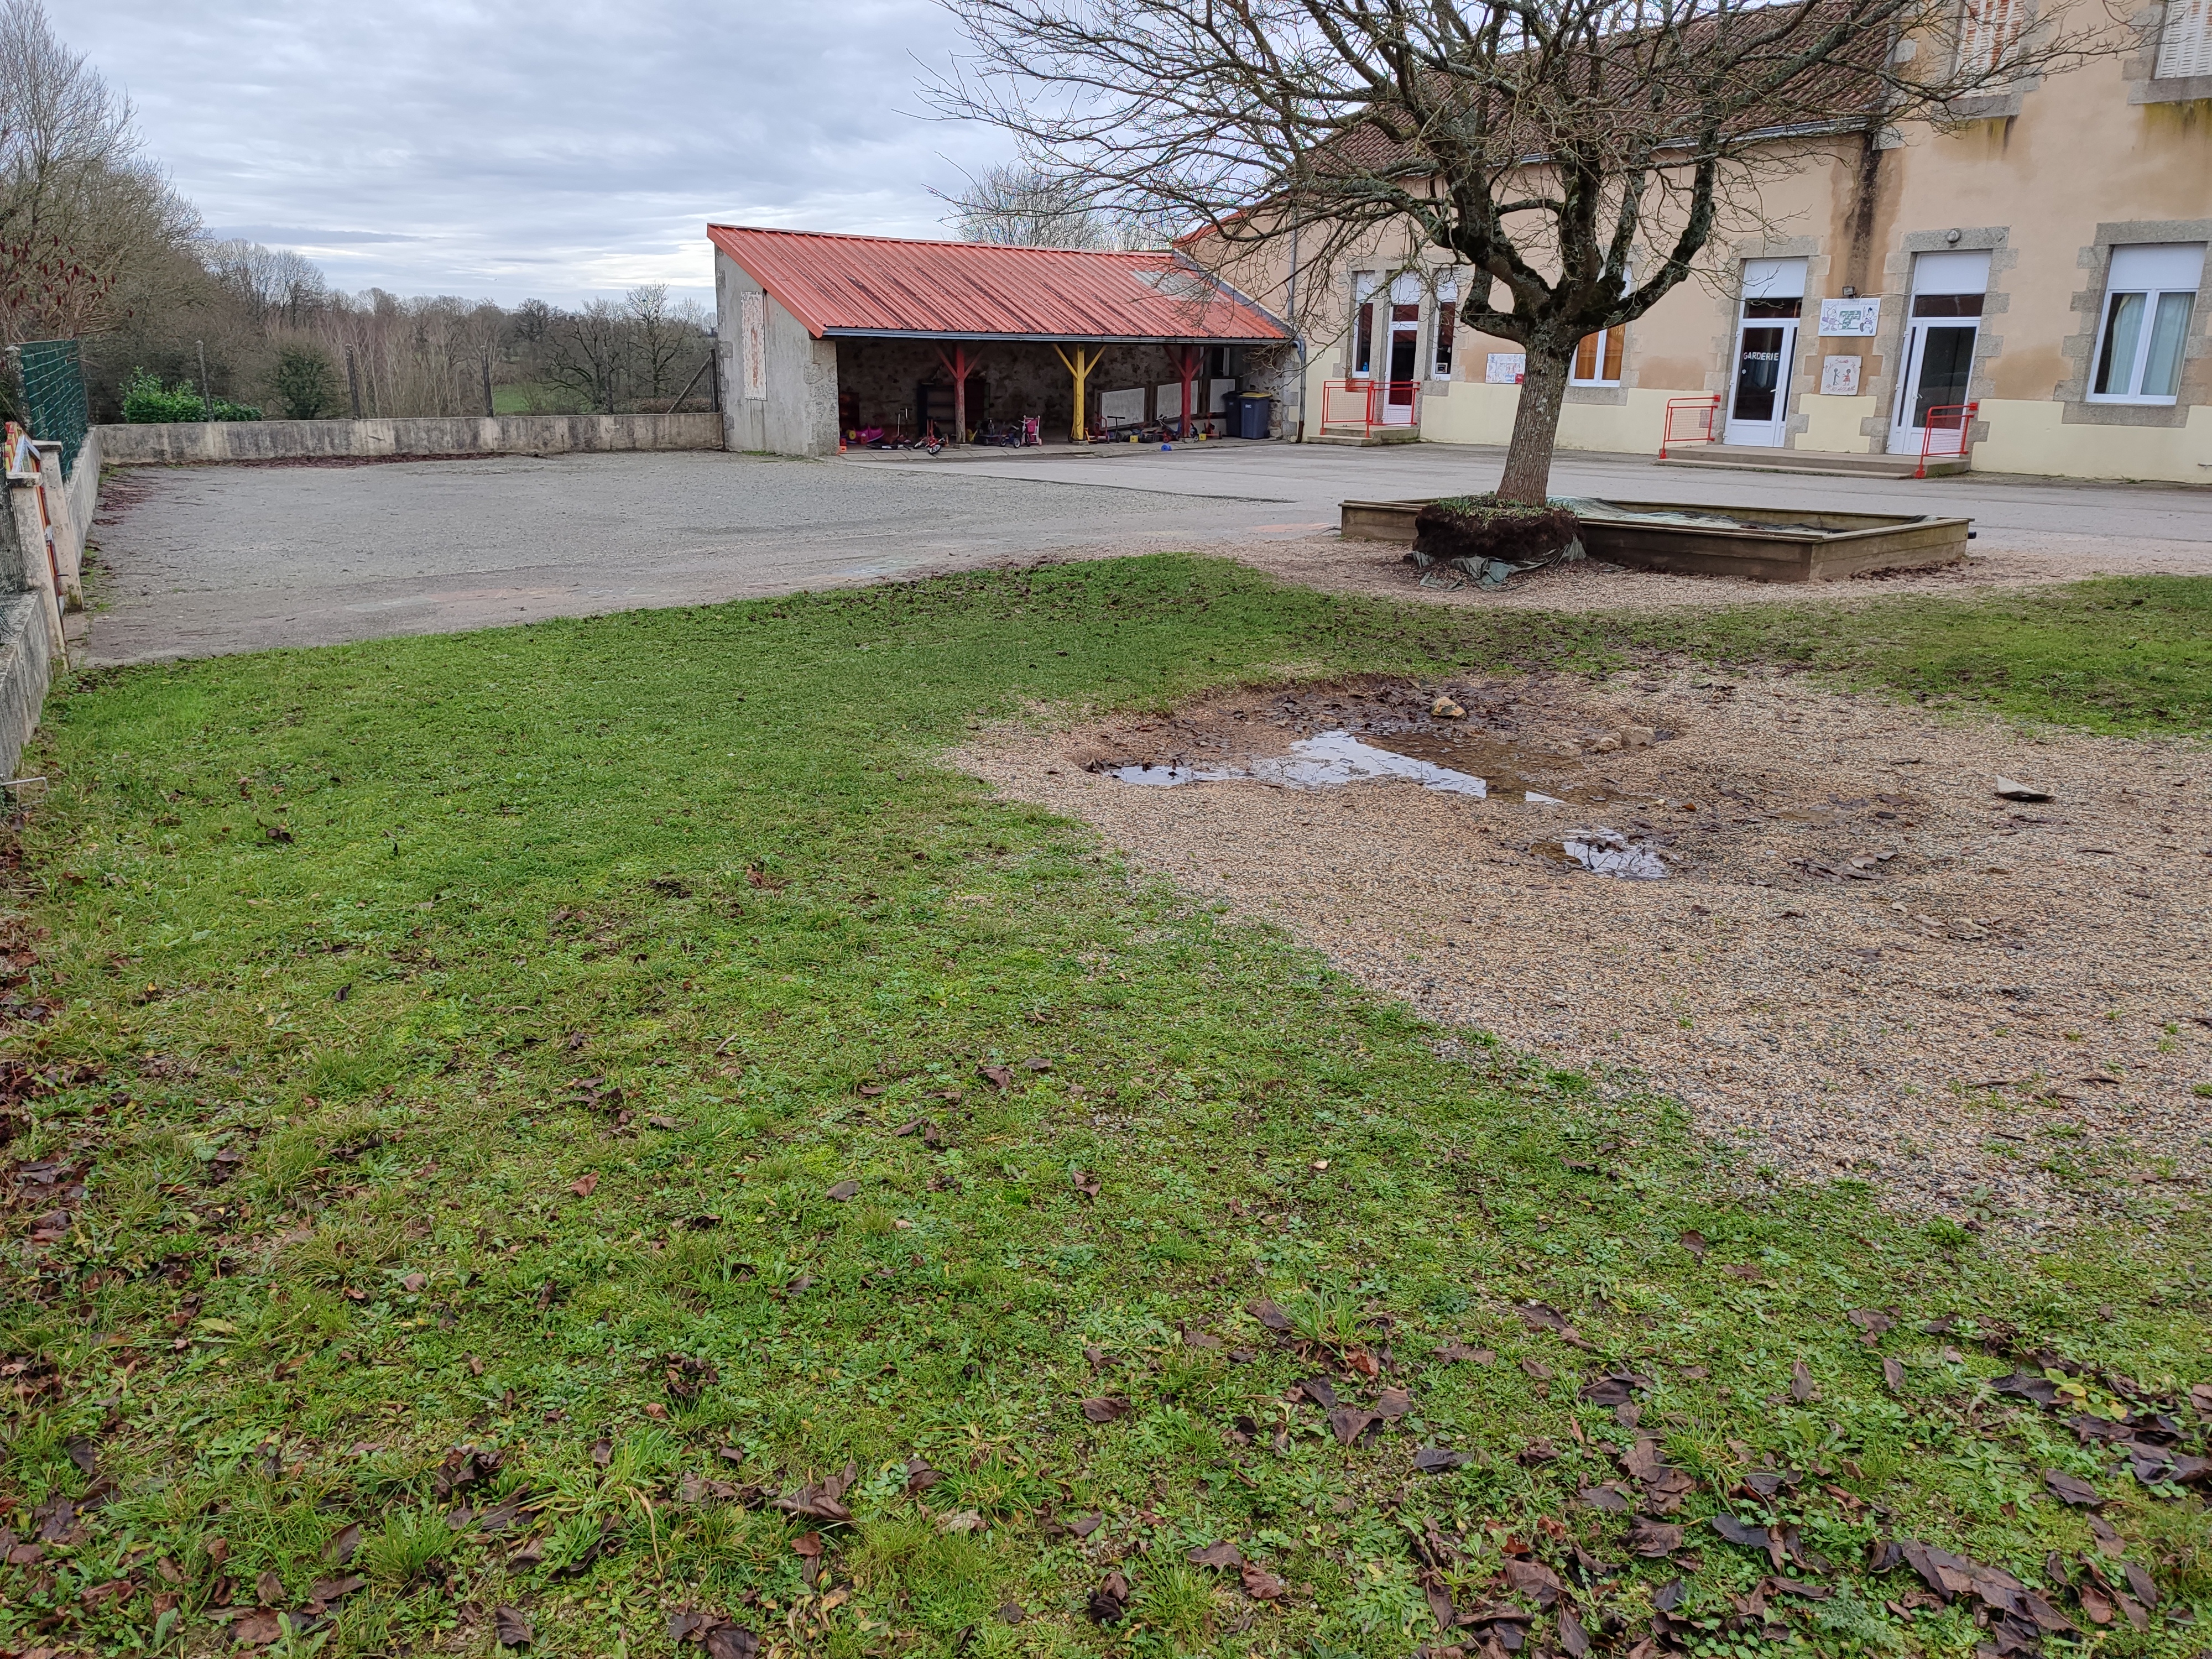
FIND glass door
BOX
[1723,259,1807,446]
[1888,251,1989,454]
[1383,304,1421,424]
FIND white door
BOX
[1888,250,1989,455]
[1381,273,1422,425]
[1724,258,1807,446]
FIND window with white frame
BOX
[1432,280,1458,379]
[1956,0,2024,77]
[2156,0,2212,76]
[2090,243,2203,403]
[1571,326,1626,385]
[1352,272,1378,377]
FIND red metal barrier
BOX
[1658,394,1722,460]
[1915,400,1979,479]
[1321,379,1421,434]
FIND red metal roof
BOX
[707,225,1290,343]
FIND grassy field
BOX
[1,559,2206,1659]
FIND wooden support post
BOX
[1171,345,1204,437]
[933,345,980,444]
[1054,344,1103,442]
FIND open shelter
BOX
[708,226,1294,457]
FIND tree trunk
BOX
[1496,345,1572,505]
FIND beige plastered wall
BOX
[1221,46,2212,482]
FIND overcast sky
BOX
[66,0,1008,306]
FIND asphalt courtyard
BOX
[86,442,2212,663]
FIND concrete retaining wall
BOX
[0,593,52,780]
[65,426,101,548]
[95,411,725,466]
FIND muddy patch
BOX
[963,670,2212,1230]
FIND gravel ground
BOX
[959,673,2212,1230]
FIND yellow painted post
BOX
[1054,345,1101,442]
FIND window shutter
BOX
[1957,0,2021,76]
[2157,0,2212,77]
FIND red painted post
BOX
[935,345,979,444]
[1171,345,1203,436]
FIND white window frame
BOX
[1569,325,1627,386]
[1351,272,1378,379]
[1432,279,1459,380]
[2088,244,2204,406]
[2156,0,2212,77]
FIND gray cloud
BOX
[69,0,1006,305]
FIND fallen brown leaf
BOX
[1189,1540,1244,1569]
[1433,1342,1494,1365]
[1239,1561,1288,1599]
[494,1605,534,1646]
[570,1172,598,1198]
[1081,1395,1131,1424]
[1088,1570,1130,1624]
[2044,1470,2101,1507]
[1328,1406,1383,1445]
[826,1179,858,1202]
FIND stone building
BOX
[707,226,1295,457]
[1217,7,2212,482]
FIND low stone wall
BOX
[66,426,101,548]
[0,592,53,781]
[95,412,725,466]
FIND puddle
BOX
[1103,731,1493,797]
[1111,762,1230,786]
[1533,832,1671,879]
[1251,730,1488,796]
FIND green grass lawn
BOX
[2,559,2206,1659]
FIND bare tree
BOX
[205,239,328,331]
[627,282,705,404]
[950,160,1117,247]
[0,0,199,345]
[933,0,2117,501]
[543,299,628,414]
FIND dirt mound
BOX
[961,670,2212,1229]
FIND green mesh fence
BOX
[16,340,88,476]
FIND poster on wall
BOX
[1820,355,1863,396]
[1097,387,1146,427]
[1484,353,1526,384]
[1818,297,1881,337]
[740,293,768,400]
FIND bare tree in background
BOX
[949,159,1185,249]
[626,282,707,404]
[205,239,328,331]
[951,160,1117,247]
[544,299,628,414]
[0,0,200,344]
[933,0,2119,501]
